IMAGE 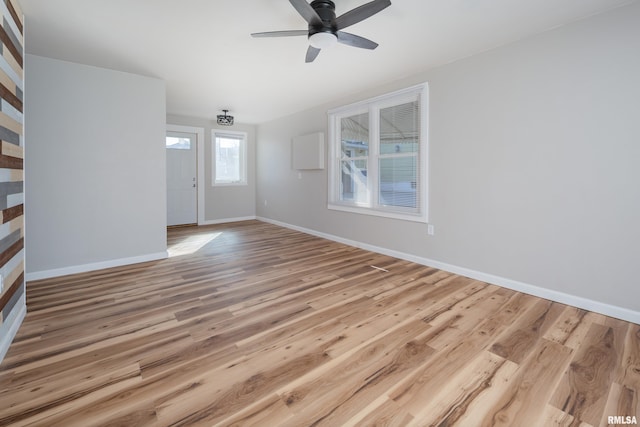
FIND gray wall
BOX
[25,55,167,276]
[166,114,256,223]
[256,3,640,315]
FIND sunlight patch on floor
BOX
[168,232,222,257]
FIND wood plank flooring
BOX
[0,220,638,426]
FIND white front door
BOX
[166,131,197,226]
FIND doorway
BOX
[166,131,197,226]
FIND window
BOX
[212,130,247,186]
[328,83,428,222]
[166,136,191,150]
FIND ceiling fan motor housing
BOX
[309,0,337,37]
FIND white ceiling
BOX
[17,0,636,124]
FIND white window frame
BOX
[212,129,248,186]
[327,83,429,223]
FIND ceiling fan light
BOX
[308,32,337,49]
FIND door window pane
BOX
[166,136,191,150]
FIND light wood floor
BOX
[0,221,638,426]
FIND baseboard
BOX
[25,251,169,281]
[257,216,640,325]
[199,216,257,226]
[0,296,26,365]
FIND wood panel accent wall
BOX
[0,0,24,354]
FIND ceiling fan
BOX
[251,0,392,63]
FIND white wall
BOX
[25,55,167,278]
[256,3,640,321]
[166,114,256,223]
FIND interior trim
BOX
[257,216,640,325]
[25,251,168,282]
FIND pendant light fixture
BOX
[217,109,234,126]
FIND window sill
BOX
[328,202,427,223]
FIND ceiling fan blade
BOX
[306,46,321,63]
[335,0,391,30]
[337,31,378,50]
[289,0,322,25]
[251,30,308,38]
